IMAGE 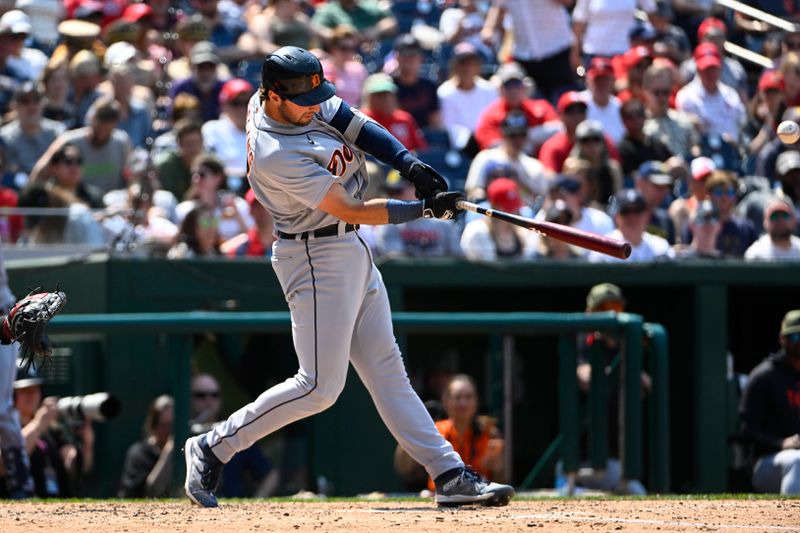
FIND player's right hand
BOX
[422,191,464,220]
[405,161,448,199]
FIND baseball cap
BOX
[694,42,721,71]
[586,283,625,310]
[629,20,657,42]
[758,70,785,93]
[453,42,480,61]
[122,2,153,23]
[690,156,716,181]
[104,19,140,45]
[364,73,398,94]
[497,62,527,84]
[557,91,587,113]
[104,41,138,70]
[781,310,800,336]
[220,78,254,104]
[69,49,101,76]
[177,14,209,41]
[611,188,647,214]
[57,19,100,40]
[190,41,220,66]
[394,33,423,55]
[765,198,795,218]
[500,110,528,136]
[776,150,800,175]
[698,17,726,41]
[624,46,652,68]
[553,175,582,194]
[637,160,673,186]
[13,363,43,389]
[487,177,523,213]
[575,119,604,140]
[0,9,30,34]
[587,57,614,80]
[73,0,104,20]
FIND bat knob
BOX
[621,243,632,259]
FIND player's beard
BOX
[278,101,314,126]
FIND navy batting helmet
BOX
[261,47,336,106]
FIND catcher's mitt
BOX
[3,288,67,372]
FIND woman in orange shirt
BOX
[426,375,505,491]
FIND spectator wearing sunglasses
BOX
[745,199,800,261]
[568,119,622,206]
[202,78,253,181]
[738,310,800,495]
[674,199,723,259]
[189,373,279,498]
[699,171,758,257]
[642,63,699,160]
[635,161,676,244]
[589,188,673,263]
[553,158,614,240]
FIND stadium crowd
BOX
[0,0,795,261]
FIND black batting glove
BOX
[422,191,464,220]
[404,161,449,199]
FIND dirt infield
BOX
[2,498,799,532]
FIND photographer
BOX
[12,366,94,498]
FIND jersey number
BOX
[326,145,354,177]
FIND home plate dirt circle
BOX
[2,498,798,532]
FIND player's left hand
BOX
[3,288,67,371]
[405,161,448,199]
[422,191,464,220]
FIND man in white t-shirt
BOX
[745,199,800,261]
[588,188,673,262]
[580,57,624,143]
[202,78,252,181]
[675,43,745,144]
[465,110,551,203]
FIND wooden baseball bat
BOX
[456,200,632,259]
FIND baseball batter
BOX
[184,47,514,508]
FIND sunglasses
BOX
[786,332,800,344]
[506,132,527,139]
[769,210,793,222]
[650,88,670,97]
[58,157,82,166]
[623,112,646,119]
[229,99,249,107]
[619,208,645,216]
[192,391,220,399]
[194,170,215,179]
[563,105,587,115]
[503,79,524,89]
[579,136,602,143]
[710,187,737,198]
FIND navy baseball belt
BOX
[278,223,359,240]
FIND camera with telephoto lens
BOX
[57,393,122,423]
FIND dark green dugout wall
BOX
[7,254,799,496]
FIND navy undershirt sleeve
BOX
[329,101,417,174]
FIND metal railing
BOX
[48,311,671,494]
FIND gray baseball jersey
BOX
[205,93,464,481]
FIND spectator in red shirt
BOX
[361,73,427,153]
[539,91,620,173]
[474,62,560,151]
[616,46,653,103]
